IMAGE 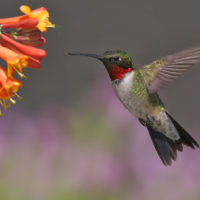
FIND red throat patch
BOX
[107,65,132,81]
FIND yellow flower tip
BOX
[4,82,22,94]
[7,56,29,78]
[0,99,11,110]
[15,93,23,101]
[51,23,56,28]
[19,5,54,32]
[8,56,28,68]
[37,22,55,32]
[19,73,28,79]
[0,67,22,111]
[35,14,55,32]
[11,82,23,93]
[20,5,31,15]
[10,98,16,105]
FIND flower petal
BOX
[1,41,41,69]
[0,45,28,77]
[20,5,32,15]
[0,66,22,100]
[1,33,46,59]
[0,15,28,25]
[1,18,38,29]
[20,5,55,32]
[27,56,41,69]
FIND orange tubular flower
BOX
[0,5,54,114]
[0,45,28,78]
[0,5,55,32]
[1,33,46,59]
[0,67,22,113]
[0,15,29,26]
[1,39,41,71]
[1,34,42,72]
[20,5,55,32]
[1,18,39,29]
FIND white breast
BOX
[112,71,135,100]
[112,71,144,118]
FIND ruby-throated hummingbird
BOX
[69,47,200,166]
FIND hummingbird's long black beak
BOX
[68,53,102,60]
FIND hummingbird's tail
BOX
[166,112,199,149]
[139,113,199,166]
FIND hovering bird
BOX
[69,47,200,166]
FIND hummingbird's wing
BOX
[139,47,200,93]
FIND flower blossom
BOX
[13,28,46,47]
[20,5,55,32]
[0,67,22,113]
[0,5,55,32]
[0,5,54,114]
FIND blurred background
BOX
[0,0,200,199]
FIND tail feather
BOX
[166,112,199,149]
[147,126,179,166]
[139,113,199,166]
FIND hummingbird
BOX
[69,47,200,166]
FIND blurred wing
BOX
[139,47,200,93]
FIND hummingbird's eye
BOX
[113,56,120,61]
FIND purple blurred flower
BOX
[0,77,199,199]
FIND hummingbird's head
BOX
[69,50,134,81]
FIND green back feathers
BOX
[139,58,166,88]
